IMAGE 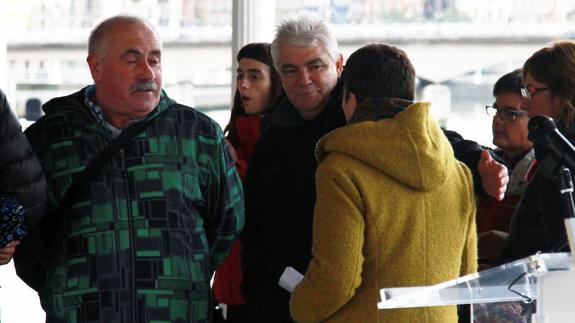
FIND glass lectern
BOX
[378,253,575,322]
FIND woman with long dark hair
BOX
[213,42,284,322]
[223,43,284,179]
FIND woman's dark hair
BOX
[523,40,575,129]
[224,43,284,146]
[493,68,523,97]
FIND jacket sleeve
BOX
[14,224,47,291]
[13,120,50,291]
[290,159,365,323]
[239,143,264,302]
[205,124,245,272]
[0,89,47,228]
[443,128,505,197]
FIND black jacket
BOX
[240,81,346,323]
[443,129,506,196]
[0,89,46,228]
[502,123,575,261]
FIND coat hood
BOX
[317,101,455,191]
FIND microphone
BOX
[528,115,575,171]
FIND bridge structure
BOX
[2,28,554,115]
[1,0,573,116]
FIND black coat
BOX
[502,123,575,261]
[0,89,46,228]
[240,81,346,323]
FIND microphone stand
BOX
[558,166,575,253]
[558,167,575,220]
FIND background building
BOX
[4,0,575,126]
[1,4,575,320]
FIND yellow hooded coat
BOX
[290,101,477,323]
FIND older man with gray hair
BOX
[240,13,346,323]
[240,12,509,323]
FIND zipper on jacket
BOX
[120,149,138,323]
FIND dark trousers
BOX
[214,304,250,323]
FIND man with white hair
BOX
[241,13,508,323]
[15,15,244,323]
[240,14,346,323]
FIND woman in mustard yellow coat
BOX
[290,44,478,323]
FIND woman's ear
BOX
[342,87,357,122]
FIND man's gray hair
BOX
[88,15,159,57]
[271,14,340,70]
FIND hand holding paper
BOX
[278,266,303,293]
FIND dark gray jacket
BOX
[0,89,46,228]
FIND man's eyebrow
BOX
[281,63,298,69]
[281,58,326,70]
[305,57,325,66]
[121,48,161,58]
[121,48,141,58]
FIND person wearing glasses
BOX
[502,40,575,262]
[477,69,534,269]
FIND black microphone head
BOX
[528,115,557,142]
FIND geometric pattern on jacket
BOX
[17,87,244,323]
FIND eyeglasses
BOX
[521,86,549,101]
[485,105,528,121]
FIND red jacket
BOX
[477,195,520,233]
[213,115,261,305]
[231,115,261,180]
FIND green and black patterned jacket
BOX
[14,87,244,323]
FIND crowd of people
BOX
[0,12,574,323]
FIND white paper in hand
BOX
[278,266,304,293]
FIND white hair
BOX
[271,13,340,70]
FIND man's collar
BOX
[84,85,118,137]
[83,86,173,138]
